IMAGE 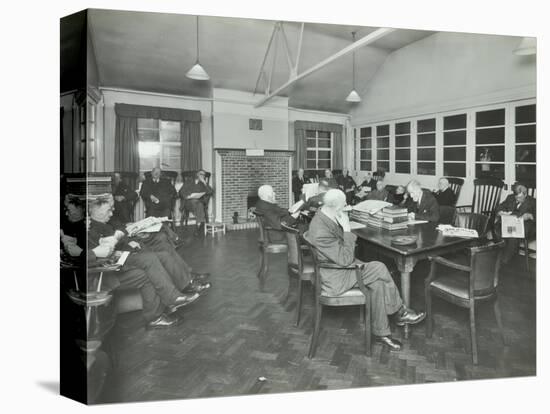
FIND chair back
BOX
[182,170,212,186]
[519,179,536,198]
[283,225,302,275]
[254,212,269,244]
[445,177,464,205]
[454,212,489,239]
[469,241,504,293]
[471,177,505,216]
[302,233,323,298]
[439,206,456,225]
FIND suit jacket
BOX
[292,176,306,195]
[408,190,440,222]
[112,180,138,223]
[140,178,176,217]
[339,175,357,192]
[304,211,357,296]
[255,199,297,242]
[433,187,456,207]
[325,177,339,189]
[179,180,213,202]
[496,194,536,220]
[303,191,326,212]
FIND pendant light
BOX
[345,31,361,103]
[186,15,210,80]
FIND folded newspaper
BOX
[436,224,478,238]
[126,216,169,236]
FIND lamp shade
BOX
[513,37,536,55]
[345,89,361,103]
[185,62,210,80]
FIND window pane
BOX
[377,149,390,160]
[137,118,159,130]
[306,139,317,148]
[360,161,372,171]
[395,162,410,174]
[318,131,331,139]
[418,118,436,133]
[444,163,466,178]
[418,148,435,161]
[418,162,435,175]
[376,125,389,136]
[306,130,316,138]
[395,149,410,160]
[360,127,372,138]
[476,127,505,144]
[516,164,536,183]
[418,133,435,147]
[318,139,331,148]
[515,104,536,124]
[139,141,160,158]
[443,114,466,130]
[377,161,390,173]
[377,137,389,148]
[515,125,536,143]
[306,150,316,159]
[476,108,505,127]
[140,158,158,172]
[476,163,504,179]
[162,145,180,159]
[306,160,316,169]
[318,150,331,159]
[160,120,180,130]
[516,145,536,163]
[360,150,372,160]
[138,128,160,142]
[444,147,466,161]
[161,158,180,170]
[395,122,410,135]
[360,139,372,149]
[395,135,410,147]
[476,146,504,162]
[444,130,466,146]
[318,159,331,169]
[161,129,180,142]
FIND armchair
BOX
[254,212,288,286]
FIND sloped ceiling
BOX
[86,9,434,113]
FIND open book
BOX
[186,192,206,200]
[126,216,168,236]
[352,200,392,215]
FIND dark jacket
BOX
[366,189,390,202]
[303,192,326,213]
[496,194,536,220]
[255,199,296,242]
[408,190,440,222]
[113,180,138,224]
[179,180,213,202]
[140,178,176,217]
[339,175,357,192]
[292,176,307,196]
[433,187,456,207]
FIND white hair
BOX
[439,177,449,186]
[323,189,346,209]
[258,185,274,201]
[407,180,422,192]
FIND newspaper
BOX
[501,215,525,238]
[126,216,168,236]
[436,224,479,238]
[186,192,206,200]
[289,200,305,214]
[352,200,392,215]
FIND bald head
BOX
[152,167,161,180]
[438,177,449,192]
[258,185,275,203]
[323,189,346,212]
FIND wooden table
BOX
[353,223,475,338]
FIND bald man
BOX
[304,189,425,351]
[406,180,440,223]
[433,178,456,207]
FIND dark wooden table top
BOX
[352,222,475,256]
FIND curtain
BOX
[294,120,343,170]
[294,127,307,169]
[332,129,343,170]
[114,115,140,175]
[181,121,202,171]
[115,103,201,123]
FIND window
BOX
[475,108,505,179]
[514,104,536,183]
[394,121,411,173]
[417,118,436,175]
[306,130,332,169]
[138,119,182,172]
[443,114,467,177]
[359,127,372,171]
[376,124,390,173]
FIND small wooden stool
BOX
[204,221,226,236]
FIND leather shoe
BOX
[185,280,211,295]
[396,308,426,326]
[375,336,402,351]
[191,272,211,283]
[168,292,200,313]
[147,313,179,329]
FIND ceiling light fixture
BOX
[186,15,210,80]
[513,37,536,56]
[345,31,361,103]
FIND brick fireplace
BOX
[216,149,293,224]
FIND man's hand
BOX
[498,211,512,217]
[408,212,415,220]
[114,230,125,240]
[65,244,83,257]
[92,244,114,258]
[150,195,160,204]
[128,241,141,250]
[114,195,125,202]
[99,236,118,249]
[335,212,351,232]
[521,213,534,221]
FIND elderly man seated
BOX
[432,177,456,207]
[302,179,330,214]
[366,180,390,202]
[406,180,440,223]
[140,167,177,218]
[494,183,536,264]
[323,169,339,189]
[179,169,213,236]
[255,184,301,242]
[112,172,138,224]
[304,189,425,351]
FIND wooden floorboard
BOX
[98,228,536,403]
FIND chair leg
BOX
[364,296,372,357]
[425,286,433,338]
[469,303,478,365]
[308,304,323,359]
[524,238,530,271]
[295,279,303,327]
[359,305,365,324]
[493,298,507,346]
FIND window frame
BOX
[137,118,182,173]
[305,129,333,170]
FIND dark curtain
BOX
[182,121,202,171]
[294,120,343,170]
[114,116,140,174]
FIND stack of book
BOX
[351,205,409,231]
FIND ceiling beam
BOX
[254,27,396,108]
[253,23,279,96]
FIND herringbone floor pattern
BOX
[99,229,536,403]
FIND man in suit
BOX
[323,169,339,189]
[180,170,213,236]
[292,168,307,202]
[140,167,177,218]
[255,185,300,242]
[112,172,139,224]
[302,180,330,214]
[304,189,425,351]
[433,177,456,207]
[494,183,536,263]
[338,168,357,204]
[406,180,440,222]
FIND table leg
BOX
[395,257,416,340]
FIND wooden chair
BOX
[180,170,212,227]
[517,180,536,271]
[444,177,464,206]
[438,206,456,225]
[454,212,490,240]
[282,224,313,327]
[304,236,372,358]
[254,212,288,285]
[425,241,506,364]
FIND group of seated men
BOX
[112,167,213,236]
[60,190,212,329]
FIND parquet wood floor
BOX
[98,229,536,403]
